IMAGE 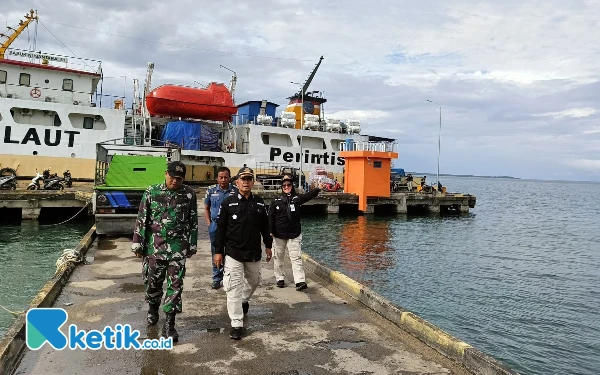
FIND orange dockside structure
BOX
[340,148,399,213]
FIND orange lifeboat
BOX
[145,83,237,121]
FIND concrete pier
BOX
[0,191,90,220]
[0,187,476,223]
[11,235,475,375]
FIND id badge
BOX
[290,204,296,212]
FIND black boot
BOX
[161,313,179,342]
[147,304,159,325]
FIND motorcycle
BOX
[27,169,65,190]
[63,170,72,188]
[27,170,44,190]
[320,180,342,192]
[0,174,17,190]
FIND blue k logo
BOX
[26,308,68,350]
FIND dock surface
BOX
[14,229,470,375]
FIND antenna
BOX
[220,64,237,103]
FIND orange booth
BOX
[340,146,398,213]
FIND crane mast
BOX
[0,9,39,59]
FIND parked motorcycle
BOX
[27,170,44,190]
[27,169,64,190]
[63,170,72,188]
[320,180,341,192]
[0,175,17,190]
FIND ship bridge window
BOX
[261,132,292,147]
[83,117,94,129]
[62,79,73,91]
[0,70,6,84]
[19,73,31,86]
[297,136,326,149]
[68,113,107,130]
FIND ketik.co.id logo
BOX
[26,308,172,350]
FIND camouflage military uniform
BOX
[132,183,198,314]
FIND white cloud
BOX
[564,159,600,171]
[536,108,598,119]
[4,0,600,180]
[326,110,390,121]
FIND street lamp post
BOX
[426,99,442,192]
[291,81,304,189]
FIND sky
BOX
[3,0,600,181]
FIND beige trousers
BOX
[273,234,305,284]
[223,255,261,328]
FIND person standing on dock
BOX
[204,167,238,289]
[213,167,272,340]
[269,175,321,291]
[406,174,414,191]
[131,161,198,343]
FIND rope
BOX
[40,202,90,227]
[54,248,84,277]
[0,303,21,316]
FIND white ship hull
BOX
[0,94,368,180]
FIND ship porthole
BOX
[71,153,76,158]
[33,151,38,156]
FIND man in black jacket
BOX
[269,175,321,291]
[214,167,272,340]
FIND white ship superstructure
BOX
[0,10,396,182]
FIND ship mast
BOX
[0,9,39,59]
[220,65,237,104]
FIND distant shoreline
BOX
[406,173,519,179]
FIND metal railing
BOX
[339,141,398,153]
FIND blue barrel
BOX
[345,139,355,150]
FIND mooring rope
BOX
[40,202,90,227]
[0,303,22,316]
[54,248,85,277]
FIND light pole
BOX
[426,99,442,192]
[291,81,304,189]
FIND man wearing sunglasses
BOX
[132,161,198,343]
[268,175,321,291]
[213,167,273,340]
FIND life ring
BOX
[30,88,42,98]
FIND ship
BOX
[0,10,396,184]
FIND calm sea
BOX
[302,177,600,375]
[0,220,93,338]
[1,177,598,375]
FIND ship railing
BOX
[0,82,126,109]
[6,48,102,74]
[339,141,398,153]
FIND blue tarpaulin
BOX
[160,121,219,151]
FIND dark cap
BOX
[281,175,293,184]
[167,161,186,179]
[237,166,254,178]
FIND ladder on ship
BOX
[124,115,142,145]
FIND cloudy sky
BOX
[3,1,600,181]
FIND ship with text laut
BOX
[0,10,397,183]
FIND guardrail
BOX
[340,141,398,153]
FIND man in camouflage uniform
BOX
[204,166,238,289]
[132,161,198,343]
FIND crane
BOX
[288,56,324,99]
[0,9,39,59]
